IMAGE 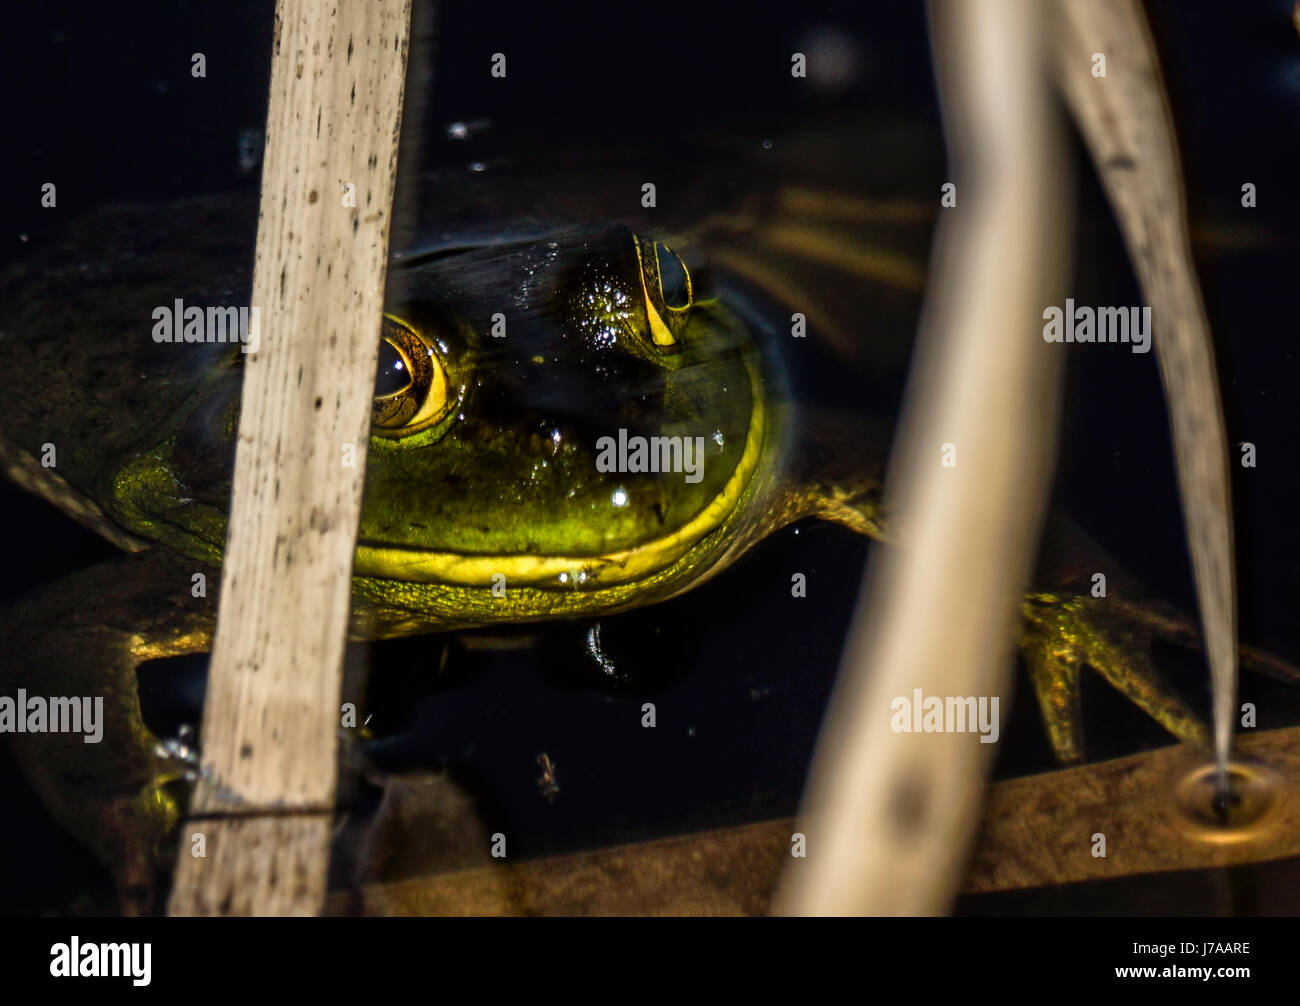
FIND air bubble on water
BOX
[237,128,264,174]
[797,25,863,92]
[445,118,491,140]
[611,488,628,507]
[469,161,486,173]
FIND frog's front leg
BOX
[0,549,216,913]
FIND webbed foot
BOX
[1019,591,1209,763]
[1019,589,1300,763]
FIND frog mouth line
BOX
[352,355,766,590]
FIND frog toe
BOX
[1019,622,1086,763]
[1132,604,1300,689]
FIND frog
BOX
[1,163,1293,915]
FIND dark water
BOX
[3,1,1299,914]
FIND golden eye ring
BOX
[633,236,693,350]
[371,313,453,436]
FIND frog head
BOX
[109,225,779,632]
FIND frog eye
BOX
[371,314,452,435]
[634,236,693,350]
[655,243,692,310]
